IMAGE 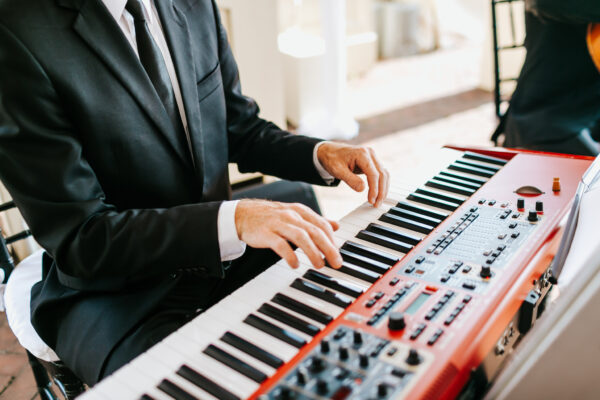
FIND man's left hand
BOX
[317,142,390,207]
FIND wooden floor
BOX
[0,43,496,400]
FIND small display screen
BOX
[405,292,431,315]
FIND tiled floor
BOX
[0,42,497,399]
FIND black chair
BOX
[0,199,86,400]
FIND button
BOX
[517,198,525,209]
[488,200,496,205]
[444,315,455,325]
[405,266,415,273]
[333,329,346,340]
[478,198,486,204]
[492,252,500,258]
[470,206,478,212]
[434,248,443,255]
[427,329,444,345]
[512,213,519,219]
[405,349,421,365]
[391,294,401,302]
[388,312,406,331]
[486,258,495,265]
[334,367,350,379]
[498,233,507,240]
[320,340,330,353]
[480,265,492,279]
[367,317,378,326]
[509,222,517,229]
[483,250,492,256]
[366,299,376,308]
[500,214,507,219]
[528,210,538,222]
[386,347,398,356]
[432,303,443,312]
[497,245,506,251]
[463,282,477,290]
[511,232,520,239]
[462,265,472,273]
[440,274,450,283]
[463,295,472,303]
[454,261,464,267]
[374,292,384,299]
[415,256,425,264]
[391,368,406,377]
[501,202,509,208]
[353,331,363,345]
[424,310,436,320]
[389,277,399,286]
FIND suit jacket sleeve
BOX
[210,2,334,185]
[0,23,226,288]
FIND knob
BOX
[528,210,538,222]
[339,346,349,360]
[353,331,363,345]
[552,177,561,192]
[320,339,330,353]
[377,382,388,397]
[535,201,543,212]
[406,349,421,366]
[359,351,369,368]
[388,312,406,331]
[480,265,492,279]
[296,368,307,385]
[316,379,328,395]
[278,387,293,400]
[517,198,525,209]
[309,356,325,372]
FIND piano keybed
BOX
[81,148,592,400]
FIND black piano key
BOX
[395,200,449,220]
[157,379,199,400]
[386,207,442,229]
[177,364,240,400]
[140,395,156,400]
[339,249,389,274]
[220,331,283,369]
[366,222,422,245]
[448,163,494,178]
[331,262,380,284]
[439,170,486,185]
[379,213,434,234]
[415,188,464,205]
[407,192,459,211]
[462,151,507,166]
[203,344,268,383]
[455,159,500,173]
[342,241,398,265]
[272,293,334,325]
[258,303,321,336]
[244,314,307,349]
[303,269,364,298]
[433,174,481,190]
[426,179,475,196]
[357,230,414,253]
[291,278,353,308]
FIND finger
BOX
[291,203,336,245]
[277,224,324,269]
[336,167,366,192]
[329,219,339,231]
[296,219,342,269]
[271,236,299,269]
[356,151,380,205]
[369,149,389,207]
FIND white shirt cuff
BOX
[313,142,335,184]
[217,200,247,262]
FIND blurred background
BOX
[220,0,526,220]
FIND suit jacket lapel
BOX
[154,0,206,181]
[60,0,193,168]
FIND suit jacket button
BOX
[170,272,178,279]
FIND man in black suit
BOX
[0,0,389,385]
[496,3,600,155]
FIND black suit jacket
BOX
[0,0,328,383]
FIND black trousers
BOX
[96,181,318,383]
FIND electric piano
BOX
[80,147,593,400]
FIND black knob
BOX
[406,348,421,366]
[359,351,369,368]
[278,387,293,400]
[377,382,388,397]
[309,356,325,372]
[353,331,363,345]
[316,379,328,394]
[339,346,349,360]
[480,265,492,279]
[388,312,406,331]
[517,198,525,209]
[296,368,307,385]
[528,210,538,222]
[535,201,543,212]
[320,339,330,353]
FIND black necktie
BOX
[126,0,184,135]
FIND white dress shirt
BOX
[101,0,333,262]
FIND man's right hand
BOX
[235,199,343,270]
